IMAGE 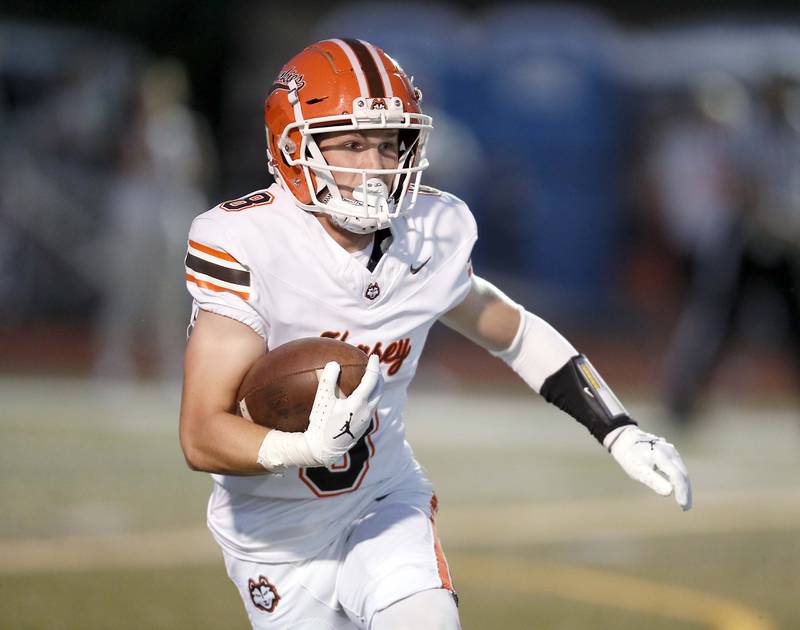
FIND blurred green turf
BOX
[4,534,794,630]
[0,558,703,630]
[1,377,798,629]
[0,565,247,630]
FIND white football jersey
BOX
[185,182,477,562]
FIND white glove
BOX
[305,353,383,466]
[604,425,692,511]
[257,354,383,470]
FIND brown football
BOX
[236,337,368,432]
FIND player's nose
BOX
[359,146,395,171]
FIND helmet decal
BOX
[270,67,305,94]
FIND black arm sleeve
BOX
[539,354,637,444]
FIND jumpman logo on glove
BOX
[332,414,355,440]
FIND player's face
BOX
[317,130,400,199]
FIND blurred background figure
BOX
[647,70,752,424]
[0,22,214,384]
[660,70,800,426]
[0,22,138,331]
[646,71,747,279]
[93,58,215,383]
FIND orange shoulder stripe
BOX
[188,239,240,264]
[186,274,250,300]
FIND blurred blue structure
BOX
[316,4,631,309]
[473,6,629,304]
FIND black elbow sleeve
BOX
[539,354,636,443]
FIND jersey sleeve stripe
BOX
[185,267,250,293]
[186,273,250,300]
[188,243,247,271]
[188,239,241,264]
[185,252,250,286]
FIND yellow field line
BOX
[455,555,776,630]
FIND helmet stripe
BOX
[360,39,393,98]
[342,38,385,97]
[327,38,369,97]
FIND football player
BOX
[179,39,692,630]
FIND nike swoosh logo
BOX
[410,257,431,274]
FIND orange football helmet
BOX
[264,39,433,233]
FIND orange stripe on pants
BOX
[429,493,454,593]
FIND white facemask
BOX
[323,178,393,234]
[274,87,432,233]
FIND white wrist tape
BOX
[257,430,316,471]
[492,306,578,392]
